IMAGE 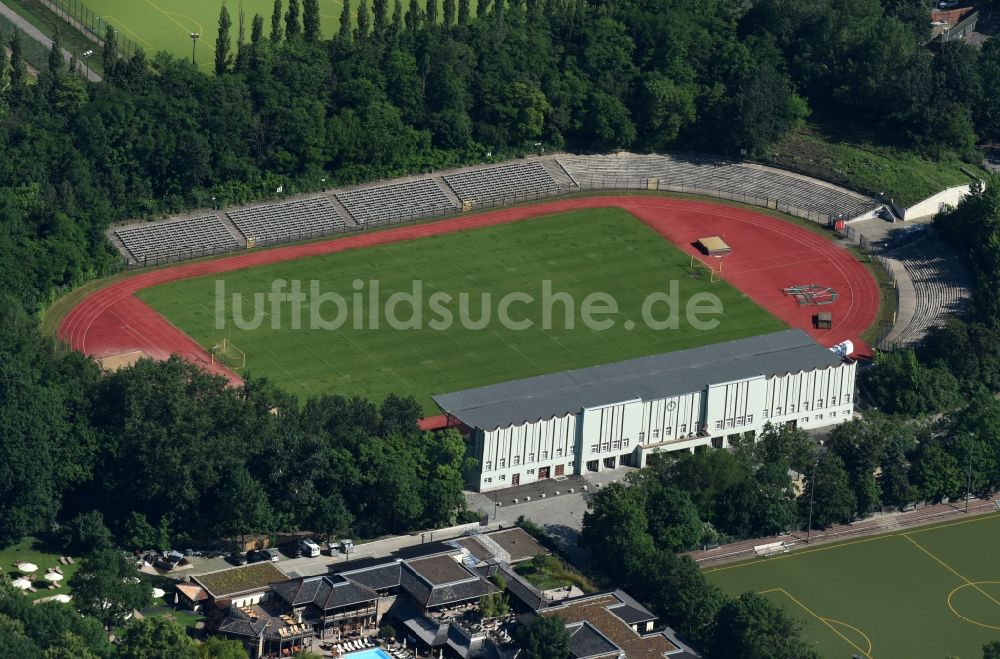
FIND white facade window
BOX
[513,456,520,466]
[499,474,506,481]
[746,415,753,424]
[736,416,744,426]
[726,419,734,429]
[830,397,837,406]
[715,420,724,430]
[789,405,796,413]
[829,411,836,417]
[611,440,621,450]
[556,448,563,457]
[638,432,645,442]
[484,478,493,484]
[844,394,851,403]
[590,444,598,453]
[801,417,808,424]
[622,438,630,448]
[680,424,687,433]
[803,402,809,411]
[654,429,661,439]
[815,414,823,421]
[775,407,782,415]
[542,451,549,460]
[485,461,492,471]
[816,399,823,408]
[528,453,535,462]
[499,458,506,468]
[763,410,769,418]
[601,443,610,452]
[568,461,574,467]
[527,469,535,475]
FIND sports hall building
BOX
[434,329,856,492]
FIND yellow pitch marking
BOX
[759,587,875,659]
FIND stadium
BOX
[55,153,893,462]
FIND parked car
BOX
[298,538,321,558]
[937,0,959,8]
[247,549,279,563]
[226,552,248,566]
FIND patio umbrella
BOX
[52,594,72,603]
[12,577,31,590]
[44,572,63,582]
[16,562,38,573]
[152,587,166,599]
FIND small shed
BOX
[816,312,833,329]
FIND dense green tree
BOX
[61,511,113,554]
[196,637,250,659]
[373,0,389,41]
[356,0,371,41]
[339,0,353,42]
[69,550,151,628]
[426,0,438,24]
[984,641,1000,659]
[303,0,321,41]
[117,617,197,659]
[458,0,470,25]
[910,439,963,503]
[443,0,455,26]
[215,4,233,75]
[270,0,283,42]
[286,0,301,39]
[709,592,821,659]
[580,482,655,583]
[99,25,116,78]
[644,482,703,553]
[514,615,570,659]
[801,454,856,529]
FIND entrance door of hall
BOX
[538,467,550,480]
[554,464,565,477]
[511,473,520,486]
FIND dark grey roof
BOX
[271,575,377,610]
[218,615,268,638]
[498,564,548,612]
[607,603,655,625]
[331,559,402,591]
[433,330,842,430]
[567,622,619,658]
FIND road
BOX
[0,1,102,82]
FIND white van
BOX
[298,538,321,558]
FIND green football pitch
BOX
[138,209,785,412]
[79,0,458,70]
[706,512,1000,659]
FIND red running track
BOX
[59,197,879,400]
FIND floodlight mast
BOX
[190,33,200,66]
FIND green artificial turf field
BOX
[75,0,461,70]
[138,208,785,412]
[706,512,1000,659]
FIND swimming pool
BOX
[343,649,391,659]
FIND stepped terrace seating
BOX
[443,161,561,202]
[886,238,971,345]
[115,215,240,264]
[558,154,876,219]
[227,197,346,244]
[337,178,457,225]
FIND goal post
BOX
[688,253,721,283]
[210,337,246,370]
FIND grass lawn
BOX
[138,208,786,413]
[767,129,987,207]
[705,512,1000,659]
[0,537,80,601]
[74,0,472,71]
[514,555,597,594]
[141,603,206,632]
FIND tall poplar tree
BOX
[285,0,301,40]
[270,0,283,42]
[303,0,321,42]
[215,4,233,75]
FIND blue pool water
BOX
[345,649,391,659]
